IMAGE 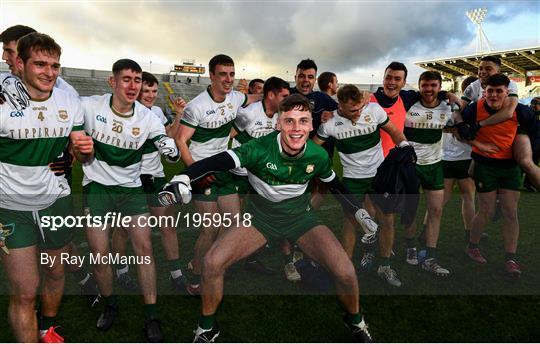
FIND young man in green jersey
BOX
[161,94,376,342]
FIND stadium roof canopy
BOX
[414,46,540,81]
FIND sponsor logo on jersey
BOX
[58,110,68,122]
[131,127,141,137]
[266,121,273,129]
[266,162,278,170]
[33,106,47,111]
[409,112,420,117]
[306,164,314,173]
[96,115,107,123]
[9,110,24,117]
[335,121,344,126]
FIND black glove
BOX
[48,149,74,176]
[456,122,479,141]
[140,174,155,193]
[400,144,417,164]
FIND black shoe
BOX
[170,275,188,295]
[244,260,276,276]
[344,317,373,343]
[96,304,119,331]
[193,321,220,343]
[116,272,138,291]
[144,318,164,342]
[80,273,100,307]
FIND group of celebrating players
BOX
[1,24,539,343]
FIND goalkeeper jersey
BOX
[231,100,278,176]
[0,88,84,211]
[228,131,335,216]
[405,100,451,165]
[181,87,247,161]
[317,103,389,178]
[81,94,166,187]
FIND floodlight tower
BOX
[466,8,493,53]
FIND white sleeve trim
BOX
[319,170,336,183]
[226,150,242,168]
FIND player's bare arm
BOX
[380,120,407,145]
[69,130,94,163]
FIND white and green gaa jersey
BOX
[0,88,84,211]
[227,131,335,216]
[442,112,471,161]
[81,94,166,187]
[405,101,451,165]
[231,100,277,176]
[317,103,388,178]
[140,105,169,177]
[181,87,247,161]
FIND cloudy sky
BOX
[1,1,539,83]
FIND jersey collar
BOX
[277,132,307,160]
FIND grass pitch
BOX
[0,158,538,342]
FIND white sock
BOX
[170,269,183,279]
[116,265,129,277]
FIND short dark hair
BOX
[418,71,442,84]
[485,73,510,88]
[142,71,159,86]
[461,76,478,93]
[481,56,501,67]
[249,78,264,88]
[296,58,317,72]
[263,77,290,98]
[209,54,234,74]
[279,93,313,114]
[112,59,142,75]
[384,61,408,80]
[0,25,36,44]
[17,32,61,63]
[337,84,364,104]
[317,72,336,92]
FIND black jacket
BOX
[371,145,419,226]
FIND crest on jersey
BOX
[363,115,372,123]
[440,113,446,120]
[58,110,69,122]
[227,103,233,110]
[131,127,141,137]
[306,164,314,173]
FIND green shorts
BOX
[416,161,444,190]
[232,173,251,196]
[248,200,321,246]
[342,177,373,200]
[0,195,74,250]
[473,161,521,193]
[83,182,148,218]
[192,171,241,202]
[144,176,168,208]
[442,160,472,180]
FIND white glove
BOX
[1,75,30,111]
[155,136,180,163]
[355,208,378,244]
[158,174,192,206]
[398,140,410,148]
